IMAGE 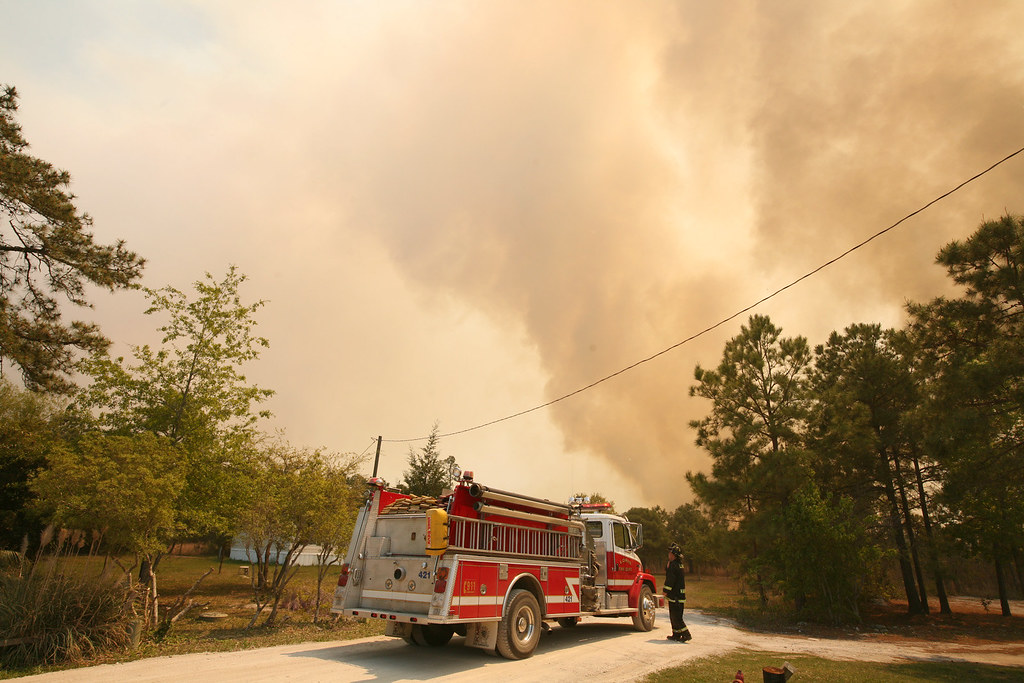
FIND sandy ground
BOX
[19,608,1024,682]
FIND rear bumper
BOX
[342,608,498,625]
[342,608,431,624]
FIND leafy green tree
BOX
[310,463,363,623]
[80,266,272,446]
[78,267,273,544]
[0,381,61,549]
[399,423,455,497]
[0,85,144,393]
[622,505,669,572]
[686,314,811,606]
[908,215,1024,616]
[237,441,361,627]
[761,483,880,624]
[31,432,184,626]
[667,503,717,577]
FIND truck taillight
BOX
[338,563,350,587]
[433,566,449,593]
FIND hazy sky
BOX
[3,1,1023,511]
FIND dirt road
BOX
[22,609,1024,682]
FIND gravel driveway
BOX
[20,608,1024,682]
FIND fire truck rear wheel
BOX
[410,624,455,646]
[496,589,542,659]
[632,585,656,632]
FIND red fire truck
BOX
[331,471,662,659]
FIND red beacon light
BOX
[461,471,474,482]
[580,502,613,511]
[366,477,385,488]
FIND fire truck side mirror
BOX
[425,508,449,556]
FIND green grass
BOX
[642,650,1022,682]
[648,573,746,612]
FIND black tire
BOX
[556,617,579,628]
[411,623,455,647]
[632,584,656,631]
[496,589,542,659]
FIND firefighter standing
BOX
[664,543,691,642]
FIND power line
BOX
[384,145,1024,444]
[357,437,378,458]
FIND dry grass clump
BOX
[0,528,136,668]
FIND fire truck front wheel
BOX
[632,585,656,632]
[496,589,542,659]
[410,624,455,647]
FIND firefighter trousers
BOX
[668,600,691,641]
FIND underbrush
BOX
[0,533,136,669]
[1,553,385,678]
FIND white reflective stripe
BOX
[361,590,433,603]
[450,595,502,607]
[607,579,635,587]
[449,594,578,608]
[565,577,580,603]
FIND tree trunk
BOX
[259,544,271,589]
[892,452,929,613]
[911,449,951,614]
[314,554,329,624]
[139,552,164,585]
[878,448,923,614]
[994,548,1012,617]
[314,580,323,625]
[150,568,160,628]
[1013,545,1024,599]
[265,598,281,627]
[746,494,768,608]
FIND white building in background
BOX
[229,537,337,567]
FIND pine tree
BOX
[908,214,1024,617]
[0,85,144,392]
[399,423,455,497]
[686,314,811,606]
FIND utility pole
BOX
[372,435,382,477]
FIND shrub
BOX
[761,484,881,624]
[0,531,136,668]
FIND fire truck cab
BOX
[582,510,645,601]
[332,473,661,659]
